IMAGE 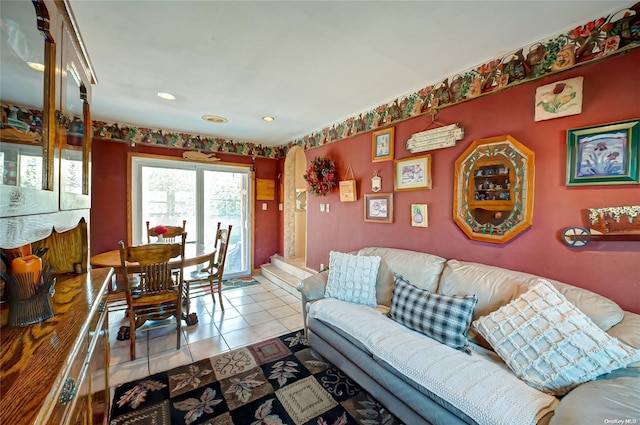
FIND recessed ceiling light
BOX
[262,116,275,122]
[202,115,228,124]
[27,62,45,72]
[157,92,176,100]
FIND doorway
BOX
[283,146,307,263]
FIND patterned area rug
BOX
[221,276,260,291]
[110,330,404,425]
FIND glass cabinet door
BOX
[0,0,58,217]
[59,24,91,210]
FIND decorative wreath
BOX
[304,156,337,196]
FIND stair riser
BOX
[260,266,301,300]
[270,256,314,280]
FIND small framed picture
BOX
[566,118,640,186]
[534,76,583,122]
[394,154,432,191]
[372,127,395,162]
[411,204,428,227]
[364,193,393,223]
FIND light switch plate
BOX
[262,203,267,210]
[320,204,325,212]
[326,204,330,212]
[278,203,283,211]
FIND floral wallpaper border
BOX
[91,120,285,159]
[289,3,640,151]
[5,4,639,160]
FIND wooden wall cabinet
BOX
[453,135,535,244]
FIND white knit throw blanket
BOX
[309,298,559,425]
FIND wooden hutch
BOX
[0,1,111,424]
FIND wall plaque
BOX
[406,123,464,153]
[256,178,275,201]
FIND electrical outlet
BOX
[326,203,330,212]
[262,203,267,210]
[278,203,283,211]
[320,204,325,212]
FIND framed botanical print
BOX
[566,119,640,186]
[364,193,393,223]
[372,127,395,162]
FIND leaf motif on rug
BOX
[356,395,395,425]
[117,379,167,409]
[226,372,266,403]
[305,349,330,370]
[317,412,349,425]
[171,364,214,393]
[283,331,308,348]
[251,399,284,425]
[268,360,299,387]
[173,387,223,425]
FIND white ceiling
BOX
[68,1,629,147]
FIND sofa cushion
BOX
[440,259,624,331]
[606,312,640,368]
[308,297,559,425]
[549,371,640,425]
[473,280,640,396]
[358,247,447,306]
[388,273,477,353]
[325,251,380,306]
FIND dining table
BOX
[90,242,217,325]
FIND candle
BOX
[11,255,43,285]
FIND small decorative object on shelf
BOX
[303,157,337,196]
[2,266,56,327]
[1,246,55,326]
[561,205,640,247]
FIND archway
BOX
[283,145,307,261]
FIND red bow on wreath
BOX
[303,157,337,196]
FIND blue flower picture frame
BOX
[566,119,640,186]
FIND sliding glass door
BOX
[131,156,251,277]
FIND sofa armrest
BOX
[297,271,328,336]
[297,270,329,302]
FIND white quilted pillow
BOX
[325,251,381,306]
[473,280,640,396]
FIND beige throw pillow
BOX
[472,280,640,396]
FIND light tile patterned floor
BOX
[107,274,304,388]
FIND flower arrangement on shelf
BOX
[303,156,337,196]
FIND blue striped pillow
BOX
[388,273,477,354]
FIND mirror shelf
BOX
[453,135,535,244]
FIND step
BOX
[269,255,315,280]
[260,264,302,300]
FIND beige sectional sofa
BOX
[297,247,640,425]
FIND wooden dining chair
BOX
[118,232,186,360]
[146,220,187,243]
[183,223,232,324]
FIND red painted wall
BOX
[303,50,640,313]
[90,142,281,269]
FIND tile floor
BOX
[107,274,304,389]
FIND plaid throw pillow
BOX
[388,273,478,354]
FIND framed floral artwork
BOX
[394,154,432,191]
[566,118,640,186]
[534,76,583,122]
[372,127,394,162]
[364,193,393,223]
